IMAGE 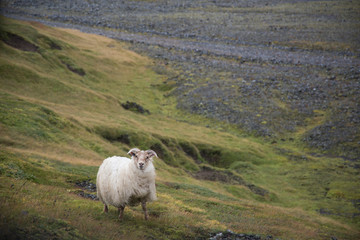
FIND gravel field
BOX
[1,0,359,160]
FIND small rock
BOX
[21,210,29,216]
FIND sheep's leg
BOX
[141,200,148,220]
[118,205,125,220]
[103,204,108,213]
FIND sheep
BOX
[96,148,158,220]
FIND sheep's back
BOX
[97,156,132,207]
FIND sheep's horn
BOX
[128,148,140,156]
[146,150,158,159]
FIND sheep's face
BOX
[128,148,158,171]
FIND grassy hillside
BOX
[0,16,359,239]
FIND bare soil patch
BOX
[2,32,38,52]
[194,166,269,196]
[62,61,85,76]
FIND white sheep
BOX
[96,148,158,220]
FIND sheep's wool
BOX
[97,156,157,208]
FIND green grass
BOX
[0,16,359,239]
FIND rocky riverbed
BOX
[1,0,359,160]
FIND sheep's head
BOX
[128,148,158,170]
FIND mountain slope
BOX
[2,0,359,161]
[0,16,359,240]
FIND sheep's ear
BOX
[128,148,140,157]
[146,150,158,159]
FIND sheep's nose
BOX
[139,163,144,168]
